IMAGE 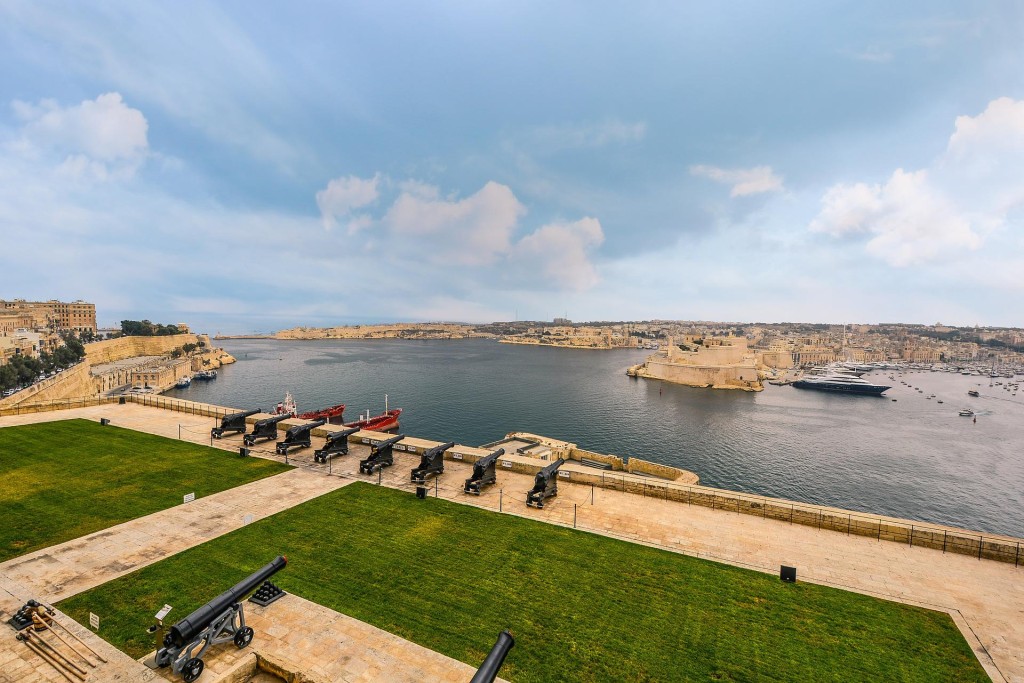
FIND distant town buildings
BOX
[0,299,97,368]
[0,299,96,334]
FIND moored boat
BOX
[272,392,347,423]
[298,402,346,424]
[344,408,402,432]
[175,376,192,388]
[791,374,890,396]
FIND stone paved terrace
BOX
[1,403,1022,682]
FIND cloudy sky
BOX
[1,2,1022,332]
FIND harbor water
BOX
[168,338,1024,537]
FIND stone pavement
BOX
[2,404,1022,682]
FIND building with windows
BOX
[0,299,97,333]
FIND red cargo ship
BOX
[298,403,346,423]
[344,408,402,432]
[272,392,346,424]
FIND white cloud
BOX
[315,174,381,231]
[811,169,979,266]
[689,165,784,197]
[384,181,525,265]
[12,92,148,179]
[513,218,605,291]
[811,96,1024,267]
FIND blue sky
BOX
[1,1,1022,333]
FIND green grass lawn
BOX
[58,482,986,682]
[0,419,290,562]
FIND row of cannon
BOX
[210,409,566,507]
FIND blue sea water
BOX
[167,338,1024,537]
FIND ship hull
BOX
[792,380,889,396]
[344,409,402,432]
[297,403,346,424]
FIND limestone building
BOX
[0,299,97,333]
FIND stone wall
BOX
[637,357,762,391]
[85,334,199,365]
[568,448,625,470]
[626,457,696,483]
[0,363,95,408]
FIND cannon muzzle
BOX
[470,630,515,683]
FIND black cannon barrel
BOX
[423,441,455,458]
[470,630,515,683]
[285,418,326,438]
[475,448,505,471]
[537,458,565,480]
[226,409,260,422]
[326,427,359,443]
[165,556,287,648]
[258,414,292,427]
[373,434,405,450]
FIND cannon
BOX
[470,630,515,683]
[526,458,565,508]
[149,556,287,682]
[211,409,260,439]
[243,414,292,447]
[411,441,455,484]
[313,427,359,463]
[275,418,327,455]
[463,448,505,494]
[358,434,405,475]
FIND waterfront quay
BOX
[1,399,1021,681]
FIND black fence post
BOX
[942,530,947,554]
[434,477,438,498]
[909,525,914,547]
[499,489,503,512]
[591,485,594,504]
[978,536,983,560]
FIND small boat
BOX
[193,370,218,380]
[968,390,980,397]
[175,376,192,389]
[959,409,974,417]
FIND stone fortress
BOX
[628,335,765,391]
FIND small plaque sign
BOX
[155,604,173,621]
[89,613,99,630]
[243,514,254,525]
[361,437,369,444]
[501,461,512,468]
[452,452,463,460]
[395,444,405,451]
[183,492,196,504]
[558,471,570,479]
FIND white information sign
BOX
[558,471,571,479]
[452,452,463,460]
[155,604,173,621]
[183,492,196,504]
[501,461,512,468]
[89,613,99,630]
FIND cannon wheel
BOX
[182,657,204,682]
[234,626,254,648]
